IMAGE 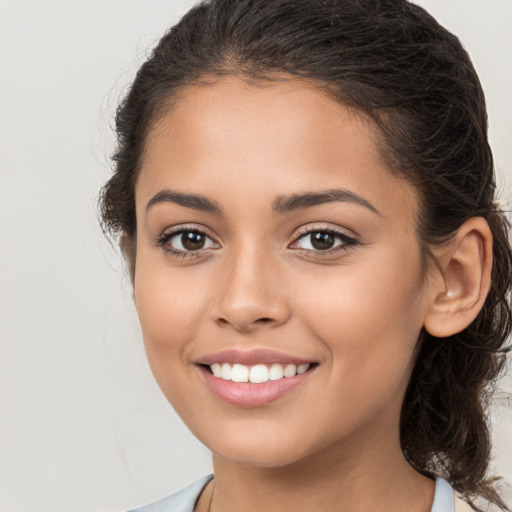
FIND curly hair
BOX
[99,0,512,509]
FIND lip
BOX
[196,361,317,409]
[196,348,314,366]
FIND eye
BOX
[291,227,358,255]
[156,226,219,257]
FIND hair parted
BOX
[99,1,512,509]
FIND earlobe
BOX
[423,217,493,338]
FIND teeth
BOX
[250,364,269,383]
[283,364,296,377]
[221,363,232,380]
[211,363,222,378]
[231,363,249,382]
[269,363,284,380]
[209,363,311,383]
[297,364,309,374]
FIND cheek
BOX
[280,252,427,447]
[133,261,208,372]
[295,247,426,380]
[133,266,215,423]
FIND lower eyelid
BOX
[296,243,356,254]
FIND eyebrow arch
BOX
[272,188,380,216]
[145,187,380,216]
[146,189,222,214]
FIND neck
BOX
[207,429,435,512]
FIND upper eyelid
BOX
[159,224,216,239]
[295,224,355,238]
[158,223,353,238]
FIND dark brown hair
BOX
[99,1,512,509]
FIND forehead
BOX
[142,77,374,174]
[136,76,417,221]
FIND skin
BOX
[131,76,492,512]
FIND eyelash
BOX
[154,224,359,259]
[293,225,358,256]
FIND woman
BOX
[99,0,512,510]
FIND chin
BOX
[214,444,307,468]
[199,425,318,469]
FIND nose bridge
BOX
[210,236,289,331]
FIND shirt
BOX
[128,473,471,512]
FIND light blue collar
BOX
[431,476,455,512]
[128,474,454,512]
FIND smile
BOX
[209,362,311,383]
[196,349,318,407]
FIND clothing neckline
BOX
[127,473,455,512]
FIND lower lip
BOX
[198,366,315,408]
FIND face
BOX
[133,77,432,467]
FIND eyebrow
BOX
[272,189,380,215]
[145,188,380,216]
[146,189,223,214]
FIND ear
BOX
[119,233,136,288]
[424,217,493,338]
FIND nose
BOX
[209,246,291,333]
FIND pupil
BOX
[311,231,334,250]
[182,231,204,250]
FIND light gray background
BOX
[0,1,511,511]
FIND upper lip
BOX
[195,348,315,366]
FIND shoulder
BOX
[453,494,475,512]
[443,481,504,512]
[432,477,486,512]
[127,474,214,512]
[454,493,506,512]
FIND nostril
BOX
[214,313,282,332]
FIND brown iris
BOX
[181,231,206,250]
[310,231,336,250]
